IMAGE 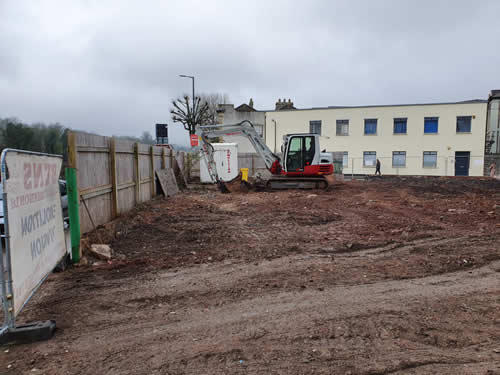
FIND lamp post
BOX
[179,74,195,112]
[272,119,277,153]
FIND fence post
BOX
[65,168,80,263]
[110,137,119,217]
[170,148,174,172]
[134,143,140,204]
[68,131,78,169]
[150,145,156,197]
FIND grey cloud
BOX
[0,0,499,146]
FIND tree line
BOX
[0,91,229,157]
[0,118,156,159]
[0,118,68,155]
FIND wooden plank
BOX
[77,145,110,153]
[80,184,113,198]
[134,143,140,204]
[110,137,119,217]
[117,181,136,190]
[156,168,179,197]
[80,186,113,200]
[150,146,156,197]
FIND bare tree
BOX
[170,95,211,135]
[199,93,230,125]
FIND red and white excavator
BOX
[196,120,334,192]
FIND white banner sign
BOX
[4,152,65,315]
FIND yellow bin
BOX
[240,168,249,182]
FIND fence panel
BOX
[68,131,176,234]
[115,139,137,215]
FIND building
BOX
[216,99,265,153]
[264,99,489,177]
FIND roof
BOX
[235,103,256,112]
[265,99,488,113]
[490,90,500,99]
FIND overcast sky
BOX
[1,0,499,146]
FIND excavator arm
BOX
[196,120,282,187]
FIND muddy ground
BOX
[1,177,500,374]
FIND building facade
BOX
[264,100,488,177]
[216,100,265,153]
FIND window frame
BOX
[392,151,406,168]
[423,151,438,168]
[424,117,439,134]
[363,151,377,167]
[342,151,348,168]
[336,119,349,136]
[309,120,322,135]
[393,118,407,135]
[456,116,472,133]
[364,119,378,135]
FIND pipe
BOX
[65,168,81,263]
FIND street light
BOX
[272,119,277,153]
[179,74,195,112]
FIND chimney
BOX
[249,98,254,108]
[275,98,295,111]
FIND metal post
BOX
[192,76,195,113]
[272,119,277,153]
[180,74,195,118]
[65,168,80,263]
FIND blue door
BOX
[455,151,470,176]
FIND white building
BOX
[217,100,265,153]
[264,99,488,177]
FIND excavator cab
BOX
[282,134,333,176]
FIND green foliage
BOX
[0,118,66,155]
[114,131,154,145]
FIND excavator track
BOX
[264,175,333,190]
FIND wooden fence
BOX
[68,131,184,234]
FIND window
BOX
[364,119,377,135]
[392,151,406,167]
[423,151,437,168]
[336,120,349,136]
[456,116,472,133]
[424,117,438,134]
[363,151,376,167]
[393,118,407,134]
[343,152,348,168]
[309,120,321,135]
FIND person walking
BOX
[375,159,381,176]
[489,162,497,178]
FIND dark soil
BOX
[2,177,499,374]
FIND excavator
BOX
[196,120,335,192]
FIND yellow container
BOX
[240,168,249,182]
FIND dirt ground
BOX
[2,177,500,374]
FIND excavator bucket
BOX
[217,180,231,194]
[217,172,251,193]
